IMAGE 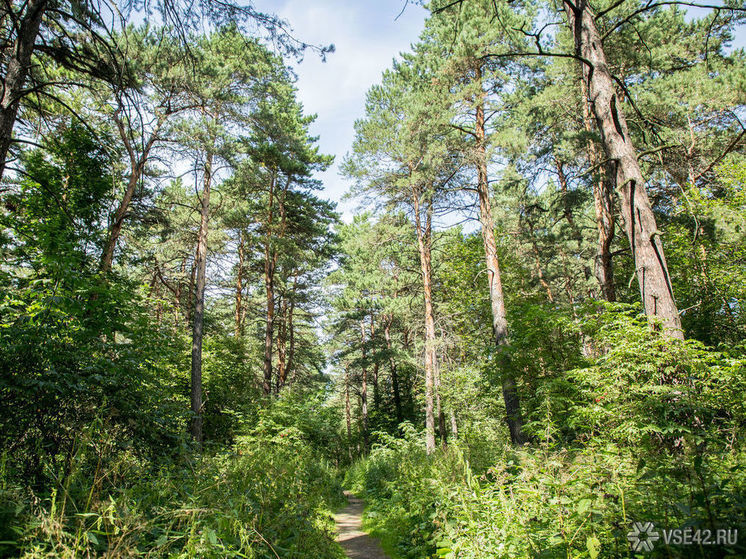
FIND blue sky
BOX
[252,1,428,220]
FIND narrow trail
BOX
[335,491,390,559]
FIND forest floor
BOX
[335,491,390,559]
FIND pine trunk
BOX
[581,75,617,302]
[359,320,369,451]
[369,317,380,412]
[474,77,526,444]
[276,298,288,393]
[263,171,277,396]
[190,150,213,444]
[412,184,437,454]
[235,230,245,337]
[345,367,353,461]
[384,314,404,427]
[566,0,682,337]
[101,117,163,273]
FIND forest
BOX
[0,0,745,557]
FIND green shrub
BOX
[345,308,746,558]
[1,424,345,558]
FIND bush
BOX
[1,424,345,558]
[345,308,746,558]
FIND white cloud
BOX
[252,0,427,219]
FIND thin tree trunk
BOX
[190,149,213,445]
[263,170,277,396]
[359,320,369,451]
[555,158,580,238]
[345,367,353,461]
[411,183,437,454]
[384,314,404,427]
[187,243,198,324]
[566,0,682,337]
[370,316,380,412]
[100,117,163,273]
[581,75,617,302]
[474,70,526,444]
[286,274,297,385]
[434,357,447,449]
[0,0,47,180]
[235,230,245,337]
[276,297,287,393]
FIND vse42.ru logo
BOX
[627,522,738,552]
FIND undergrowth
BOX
[0,424,345,558]
[344,311,746,559]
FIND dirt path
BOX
[335,491,390,559]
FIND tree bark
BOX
[369,316,380,412]
[384,314,404,427]
[411,183,437,454]
[359,320,369,451]
[434,356,447,449]
[262,170,277,396]
[0,0,47,180]
[190,149,213,445]
[345,367,353,461]
[580,75,617,302]
[474,71,527,444]
[100,116,164,272]
[235,230,245,337]
[286,273,297,386]
[276,297,287,393]
[566,0,682,337]
[450,409,458,440]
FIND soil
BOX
[335,491,391,559]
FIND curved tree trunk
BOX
[565,0,682,338]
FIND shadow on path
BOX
[335,490,390,559]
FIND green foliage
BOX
[0,420,345,558]
[0,123,188,485]
[346,308,746,559]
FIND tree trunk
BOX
[276,297,287,393]
[580,75,617,302]
[263,170,277,396]
[359,320,370,451]
[345,367,353,461]
[101,169,141,272]
[100,117,163,273]
[190,150,213,445]
[0,0,47,180]
[474,72,527,444]
[384,314,404,427]
[434,357,447,449]
[369,317,380,412]
[566,0,682,337]
[286,274,297,385]
[187,242,198,324]
[450,409,458,440]
[411,183,437,454]
[235,230,245,337]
